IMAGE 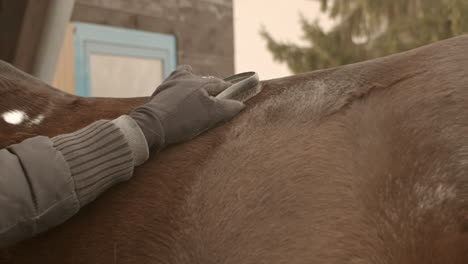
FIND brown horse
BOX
[1,35,468,264]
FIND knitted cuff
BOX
[51,120,135,207]
[112,115,149,166]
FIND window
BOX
[72,22,177,97]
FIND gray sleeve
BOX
[0,136,79,248]
[0,115,148,248]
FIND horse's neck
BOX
[0,80,147,148]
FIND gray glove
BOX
[129,65,245,149]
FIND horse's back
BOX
[169,35,468,263]
[2,36,468,263]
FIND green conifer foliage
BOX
[261,0,468,73]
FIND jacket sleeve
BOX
[0,115,148,248]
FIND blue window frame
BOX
[73,22,177,97]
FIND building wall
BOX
[0,0,28,65]
[71,0,234,77]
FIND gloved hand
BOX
[129,65,245,150]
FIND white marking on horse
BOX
[30,114,45,125]
[2,111,46,126]
[2,110,28,125]
[415,182,456,212]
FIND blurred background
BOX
[0,0,466,97]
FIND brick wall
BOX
[71,0,234,77]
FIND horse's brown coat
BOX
[1,35,468,263]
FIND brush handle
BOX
[217,72,260,102]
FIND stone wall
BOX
[71,0,234,77]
